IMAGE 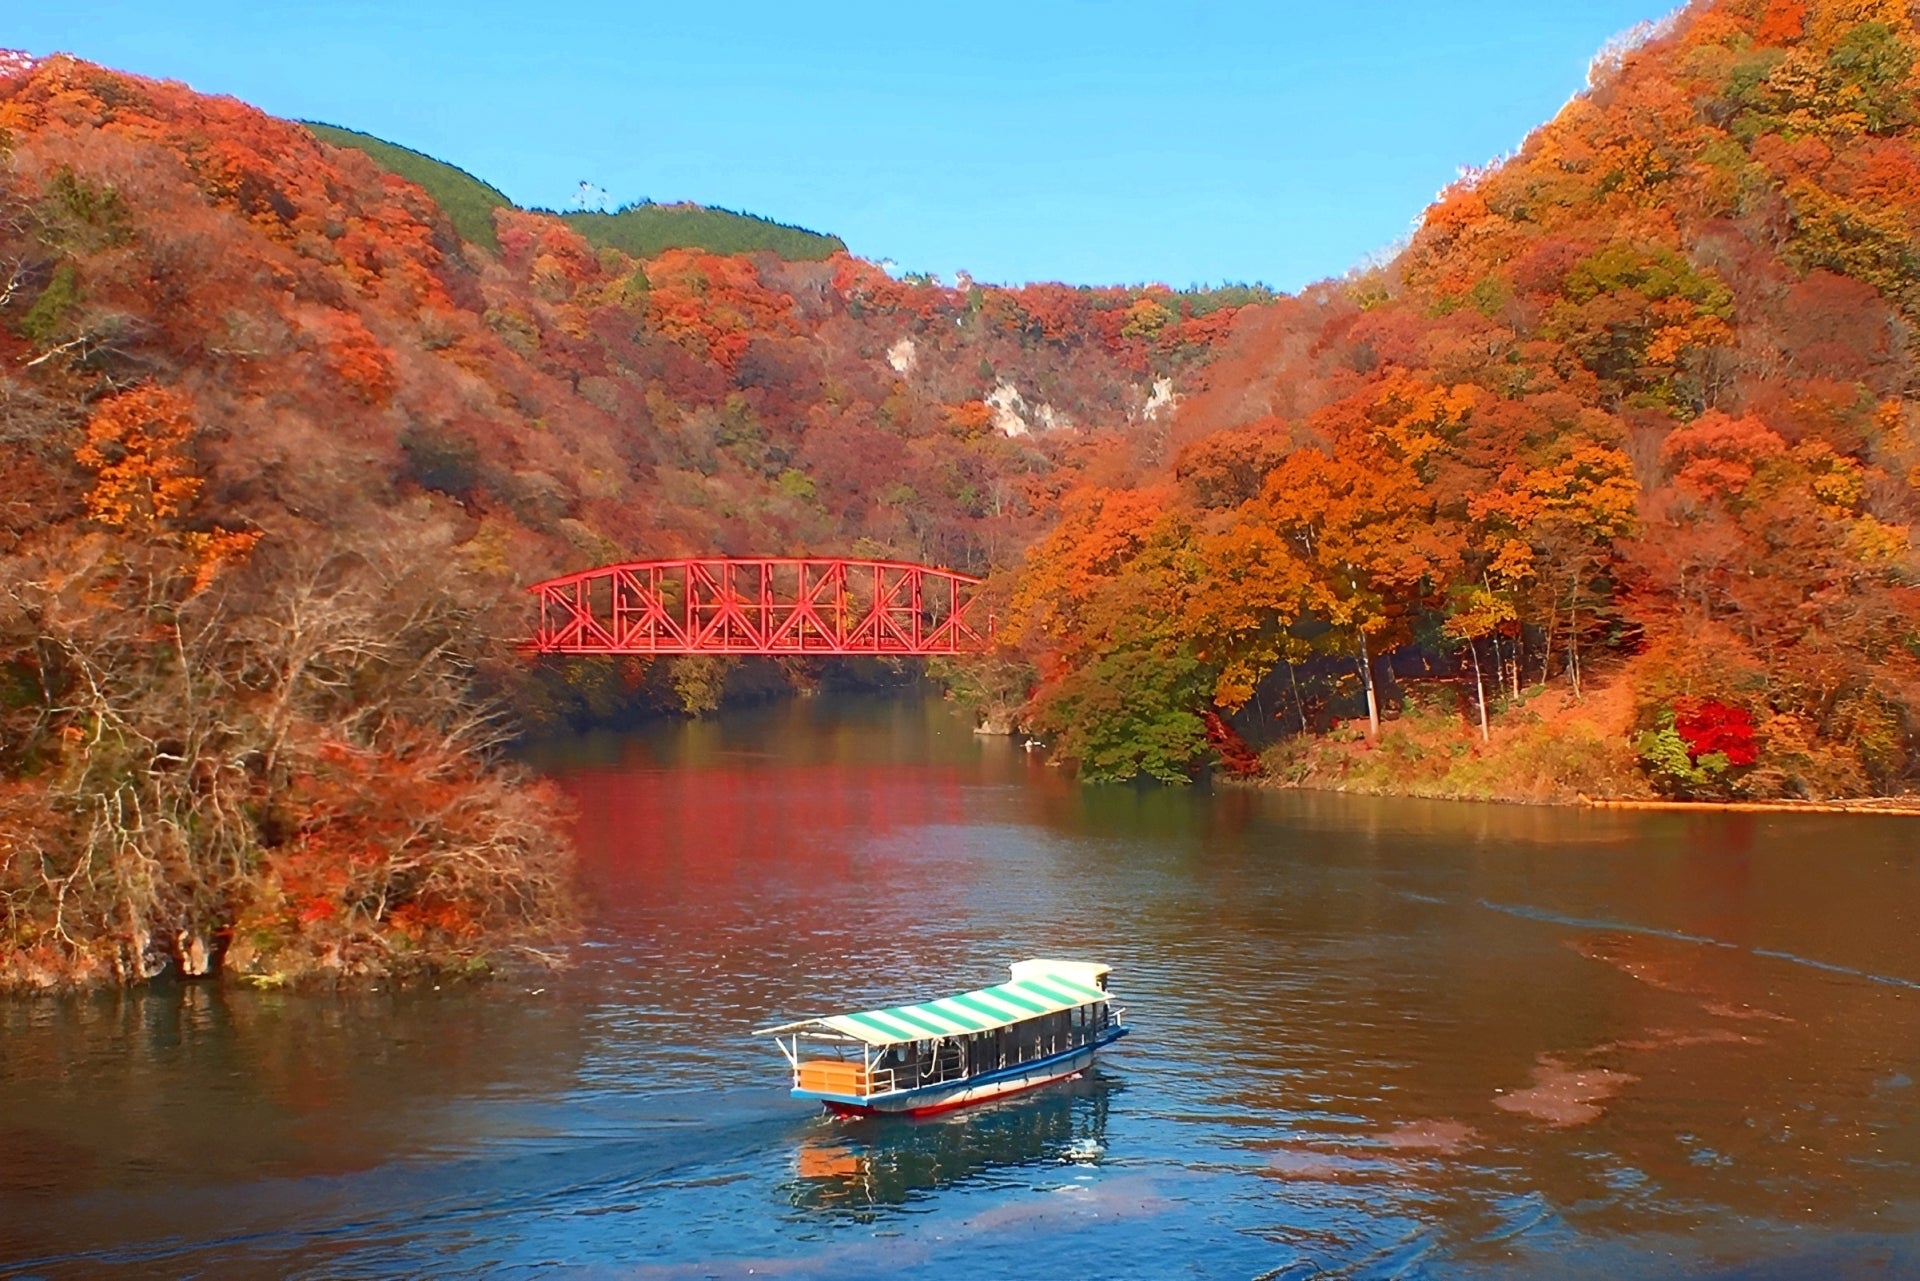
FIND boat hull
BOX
[798,1028,1128,1118]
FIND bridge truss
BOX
[527,557,993,656]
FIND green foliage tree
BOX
[18,260,76,343]
[668,655,734,716]
[1030,629,1211,784]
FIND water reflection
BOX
[785,1074,1114,1214]
[525,696,1920,1273]
[6,694,1920,1279]
[0,980,593,1273]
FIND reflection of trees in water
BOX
[784,1074,1114,1215]
[0,981,591,1203]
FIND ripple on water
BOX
[5,697,1920,1278]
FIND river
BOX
[3,693,1918,1279]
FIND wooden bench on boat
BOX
[756,959,1130,1117]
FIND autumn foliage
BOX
[1675,699,1761,768]
[998,0,1920,793]
[75,384,202,530]
[7,0,1920,993]
[0,52,1250,986]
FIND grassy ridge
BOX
[304,122,845,261]
[558,204,845,261]
[303,122,510,251]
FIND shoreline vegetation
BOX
[9,0,1920,991]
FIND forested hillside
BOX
[301,122,515,250]
[559,203,846,262]
[308,122,849,260]
[1001,0,1920,800]
[0,52,1252,987]
[8,0,1920,990]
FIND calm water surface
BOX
[4,694,1919,1278]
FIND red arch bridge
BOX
[526,557,993,656]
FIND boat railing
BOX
[922,1051,967,1087]
[869,1047,972,1097]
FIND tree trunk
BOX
[1358,631,1379,739]
[173,930,214,978]
[1286,662,1307,734]
[1541,599,1556,688]
[1567,583,1582,700]
[1468,639,1489,743]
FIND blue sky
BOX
[7,2,1668,289]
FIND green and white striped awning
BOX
[760,966,1110,1048]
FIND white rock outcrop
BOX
[986,383,1030,437]
[1143,378,1178,421]
[985,383,1075,438]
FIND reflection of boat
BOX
[755,959,1129,1116]
[787,1073,1113,1210]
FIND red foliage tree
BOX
[1673,699,1759,767]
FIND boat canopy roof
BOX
[755,960,1110,1048]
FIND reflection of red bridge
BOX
[527,558,993,656]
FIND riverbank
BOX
[1237,673,1916,809]
[1249,678,1649,806]
[0,933,572,997]
[1243,773,1920,816]
[1579,795,1920,815]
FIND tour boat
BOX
[755,959,1130,1117]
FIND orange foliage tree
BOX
[643,248,795,371]
[75,384,203,532]
[74,383,261,591]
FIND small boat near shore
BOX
[755,959,1130,1117]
